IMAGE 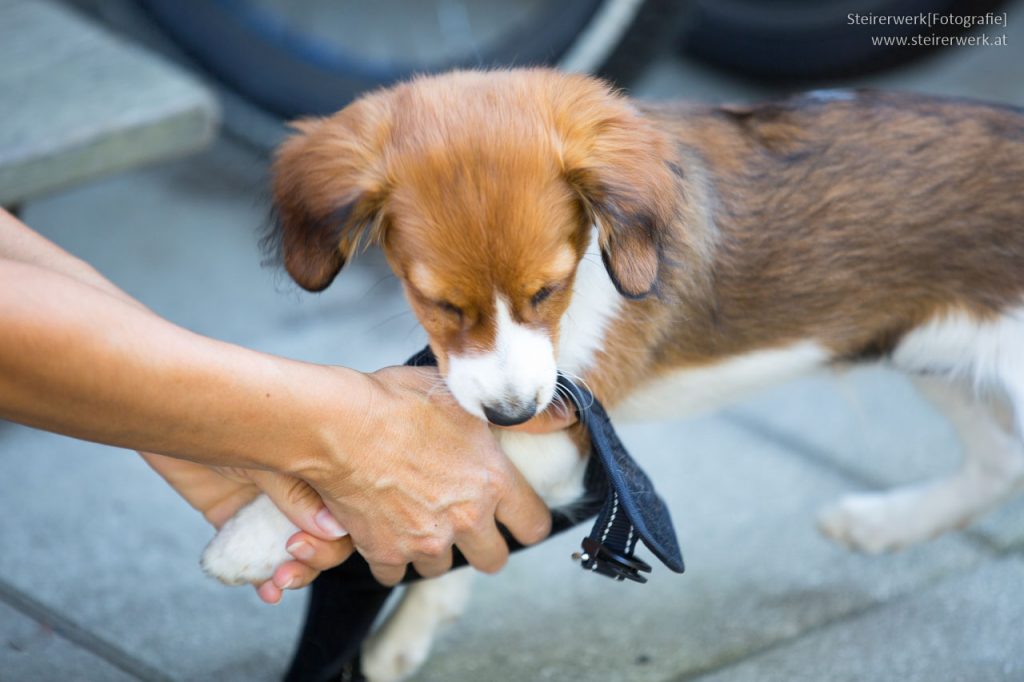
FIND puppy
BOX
[202,69,1024,681]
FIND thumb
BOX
[247,470,348,542]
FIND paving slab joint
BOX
[724,412,885,488]
[670,557,993,682]
[0,576,172,681]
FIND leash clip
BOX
[576,536,652,583]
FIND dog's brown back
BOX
[598,92,1024,394]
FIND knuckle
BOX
[379,552,407,568]
[290,573,316,589]
[413,536,449,559]
[450,505,486,534]
[486,466,512,493]
[364,546,404,567]
[284,478,316,507]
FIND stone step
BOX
[0,0,218,205]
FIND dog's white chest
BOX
[557,228,622,376]
[495,429,588,508]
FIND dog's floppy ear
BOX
[270,93,393,292]
[553,77,679,299]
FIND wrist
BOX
[267,362,377,486]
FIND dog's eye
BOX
[437,300,463,319]
[531,286,555,307]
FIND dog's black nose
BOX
[483,401,537,426]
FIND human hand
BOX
[141,452,353,604]
[299,365,552,586]
[501,397,578,434]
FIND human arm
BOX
[1,208,349,602]
[0,209,551,586]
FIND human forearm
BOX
[0,259,368,473]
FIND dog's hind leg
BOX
[361,569,474,682]
[818,374,1024,553]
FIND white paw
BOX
[200,494,299,585]
[362,626,432,682]
[817,492,914,554]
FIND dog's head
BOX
[271,69,680,425]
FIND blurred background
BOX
[62,0,1017,149]
[2,1,1023,680]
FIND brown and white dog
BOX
[201,69,1024,681]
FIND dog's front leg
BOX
[201,494,298,585]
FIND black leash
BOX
[284,347,683,682]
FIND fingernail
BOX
[274,574,295,590]
[287,541,315,562]
[315,508,348,538]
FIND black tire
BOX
[679,0,1008,82]
[134,0,688,119]
[597,0,693,85]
